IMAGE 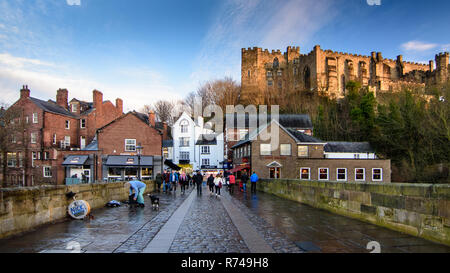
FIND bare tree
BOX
[140,104,154,114]
[153,100,175,125]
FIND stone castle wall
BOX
[241,45,449,104]
[258,179,450,246]
[0,181,155,239]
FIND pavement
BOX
[0,184,449,253]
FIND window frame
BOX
[125,139,137,152]
[180,151,190,161]
[43,166,52,178]
[300,168,310,180]
[180,119,189,133]
[372,168,383,182]
[202,158,210,166]
[355,168,365,182]
[32,113,38,124]
[201,146,210,155]
[280,144,292,156]
[80,119,86,129]
[318,168,329,181]
[298,145,308,157]
[337,168,347,181]
[31,132,37,144]
[65,120,70,129]
[260,144,271,156]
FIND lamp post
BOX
[136,143,143,180]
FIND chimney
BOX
[148,111,155,127]
[115,98,123,115]
[56,89,68,109]
[93,90,103,115]
[20,85,30,99]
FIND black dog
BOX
[147,194,160,210]
[127,194,144,208]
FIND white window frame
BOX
[53,134,57,145]
[32,113,38,124]
[280,144,292,156]
[64,136,71,147]
[179,137,190,147]
[43,166,52,178]
[65,120,70,129]
[25,116,29,124]
[202,158,210,166]
[72,103,78,112]
[31,132,37,144]
[337,168,347,181]
[239,129,248,140]
[180,151,189,161]
[318,168,329,181]
[260,144,271,156]
[201,146,210,154]
[298,146,308,157]
[372,168,383,182]
[125,139,137,152]
[180,120,189,133]
[300,168,310,180]
[355,168,365,182]
[7,153,16,167]
[80,119,86,129]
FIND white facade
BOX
[324,152,377,159]
[171,112,224,172]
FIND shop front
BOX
[103,155,154,182]
[62,155,94,185]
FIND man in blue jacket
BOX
[125,179,146,207]
[169,171,179,192]
[250,172,259,194]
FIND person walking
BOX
[179,172,188,195]
[241,171,249,193]
[163,170,170,193]
[250,171,259,194]
[170,171,178,193]
[155,172,163,193]
[228,173,236,194]
[207,174,215,195]
[125,179,146,207]
[193,171,203,195]
[214,174,223,197]
[186,173,191,189]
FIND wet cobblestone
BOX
[224,189,303,253]
[169,190,250,253]
[113,188,194,253]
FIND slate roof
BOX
[324,142,374,153]
[196,134,217,145]
[225,113,313,129]
[83,139,98,151]
[163,140,173,147]
[30,97,77,118]
[286,129,323,143]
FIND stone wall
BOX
[258,179,450,246]
[0,181,155,239]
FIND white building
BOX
[170,112,224,173]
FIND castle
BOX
[241,45,450,104]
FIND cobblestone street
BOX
[0,185,449,253]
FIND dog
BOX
[127,194,144,208]
[147,194,160,210]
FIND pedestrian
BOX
[170,171,178,193]
[207,174,215,195]
[250,171,259,194]
[179,172,188,195]
[229,173,236,194]
[163,171,170,193]
[155,172,163,193]
[186,173,191,189]
[125,179,146,207]
[241,171,249,193]
[193,170,203,195]
[214,174,223,197]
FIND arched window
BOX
[304,66,311,90]
[180,119,189,133]
[273,58,279,69]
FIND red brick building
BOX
[2,86,123,186]
[96,111,165,181]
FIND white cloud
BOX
[66,0,81,6]
[190,0,336,85]
[401,41,438,52]
[0,53,182,112]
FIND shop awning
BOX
[62,155,89,166]
[229,164,250,173]
[105,155,153,167]
[164,159,182,171]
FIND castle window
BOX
[277,70,282,76]
[304,66,311,90]
[273,58,279,69]
[267,80,273,86]
[266,71,272,77]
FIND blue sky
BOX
[1,0,449,111]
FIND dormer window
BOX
[71,103,78,112]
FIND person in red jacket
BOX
[228,173,236,194]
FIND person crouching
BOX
[125,179,146,207]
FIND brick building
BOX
[241,45,449,104]
[224,113,313,170]
[231,120,391,183]
[2,86,123,186]
[96,111,165,181]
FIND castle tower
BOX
[435,52,449,84]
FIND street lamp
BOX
[136,143,143,180]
